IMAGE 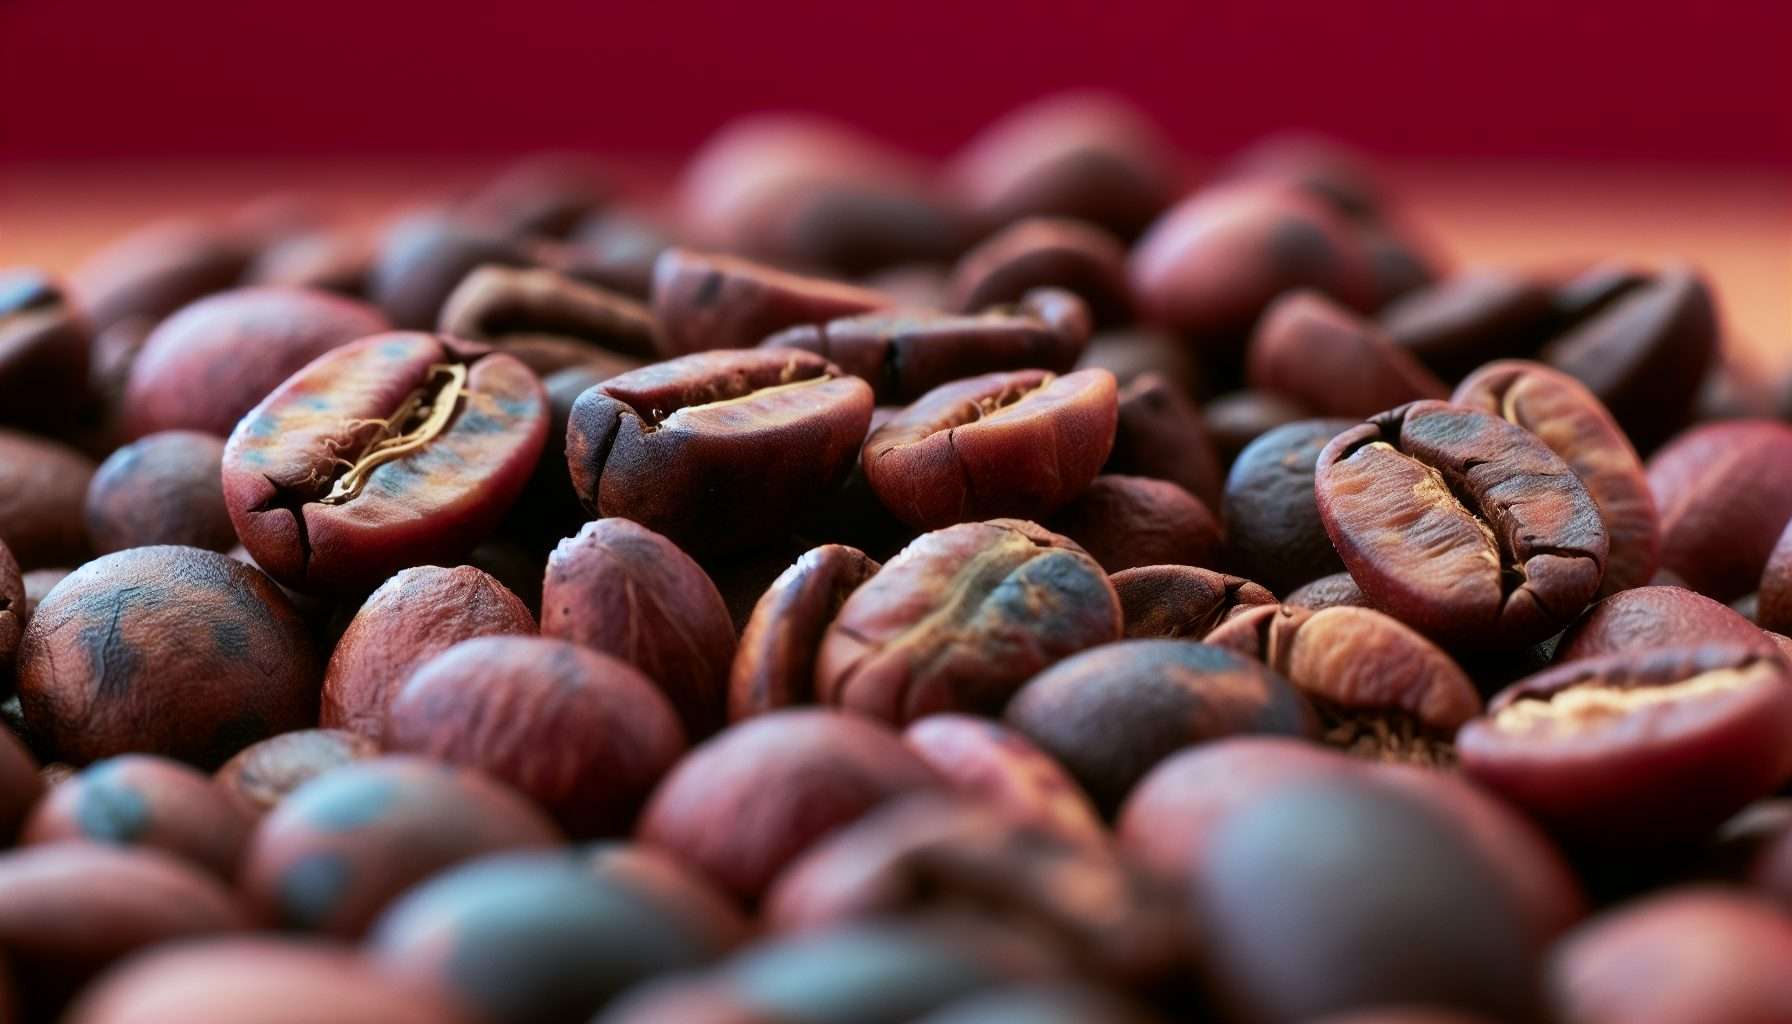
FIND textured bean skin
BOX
[84,430,236,554]
[1459,646,1792,846]
[1222,418,1355,594]
[1005,639,1318,813]
[65,937,467,1024]
[651,248,889,356]
[1455,359,1658,595]
[1111,565,1277,640]
[636,710,940,903]
[1247,291,1446,417]
[214,729,380,815]
[1648,420,1792,601]
[1315,401,1608,648]
[239,756,563,937]
[1553,585,1774,662]
[947,219,1134,325]
[17,546,319,768]
[815,521,1121,725]
[322,565,536,739]
[542,518,738,739]
[223,333,548,592]
[566,348,873,552]
[729,545,881,722]
[1046,475,1221,573]
[762,288,1091,404]
[0,428,96,569]
[385,636,687,838]
[902,715,1105,845]
[22,754,253,878]
[122,286,390,440]
[862,370,1118,530]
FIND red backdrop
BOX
[3,0,1789,164]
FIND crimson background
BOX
[3,0,1789,164]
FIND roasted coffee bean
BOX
[1104,372,1224,510]
[542,518,738,738]
[1547,888,1792,1024]
[862,369,1117,529]
[1074,327,1202,397]
[1222,132,1390,221]
[1247,291,1446,417]
[1454,359,1659,595]
[1648,419,1792,601]
[636,709,940,903]
[1005,639,1317,814]
[239,756,562,936]
[1315,401,1608,648]
[651,248,890,356]
[1046,475,1221,573]
[1130,183,1376,361]
[1202,389,1313,464]
[84,430,236,554]
[122,286,390,440]
[1110,564,1277,640]
[559,205,681,299]
[385,635,686,838]
[0,269,93,428]
[815,520,1120,724]
[369,850,727,1024]
[1459,645,1792,847]
[17,546,319,768]
[1284,571,1372,610]
[1221,418,1354,594]
[72,218,253,334]
[465,153,613,240]
[566,348,873,552]
[947,91,1179,240]
[902,715,1105,845]
[0,427,97,569]
[322,564,536,739]
[438,263,660,362]
[368,210,534,329]
[1553,585,1774,662]
[223,332,547,592]
[762,288,1092,405]
[65,936,464,1024]
[22,753,251,882]
[1189,779,1546,1023]
[1541,266,1719,451]
[729,544,881,722]
[245,228,372,296]
[1380,270,1557,381]
[947,218,1133,325]
[1205,604,1481,766]
[214,728,380,815]
[0,539,20,686]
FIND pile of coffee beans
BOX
[2,91,1790,1023]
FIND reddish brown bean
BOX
[863,369,1117,529]
[222,332,548,592]
[1648,419,1792,601]
[240,756,563,936]
[902,714,1105,845]
[1284,571,1372,611]
[946,218,1133,325]
[84,430,236,554]
[214,729,380,815]
[437,263,660,361]
[636,709,940,903]
[321,564,536,739]
[815,520,1121,725]
[566,348,873,552]
[1221,418,1356,594]
[761,288,1092,405]
[729,544,881,722]
[1005,639,1318,813]
[1459,646,1792,846]
[1380,270,1557,381]
[1548,888,1792,1024]
[1760,518,1792,635]
[1202,389,1313,464]
[542,518,738,738]
[386,635,687,837]
[1104,371,1224,510]
[650,248,889,356]
[1206,604,1481,765]
[1554,585,1774,662]
[17,546,319,768]
[1316,401,1608,648]
[0,270,93,430]
[1046,475,1221,573]
[1110,564,1277,640]
[0,428,96,569]
[1247,291,1447,417]
[121,286,389,440]
[22,754,252,878]
[72,218,252,333]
